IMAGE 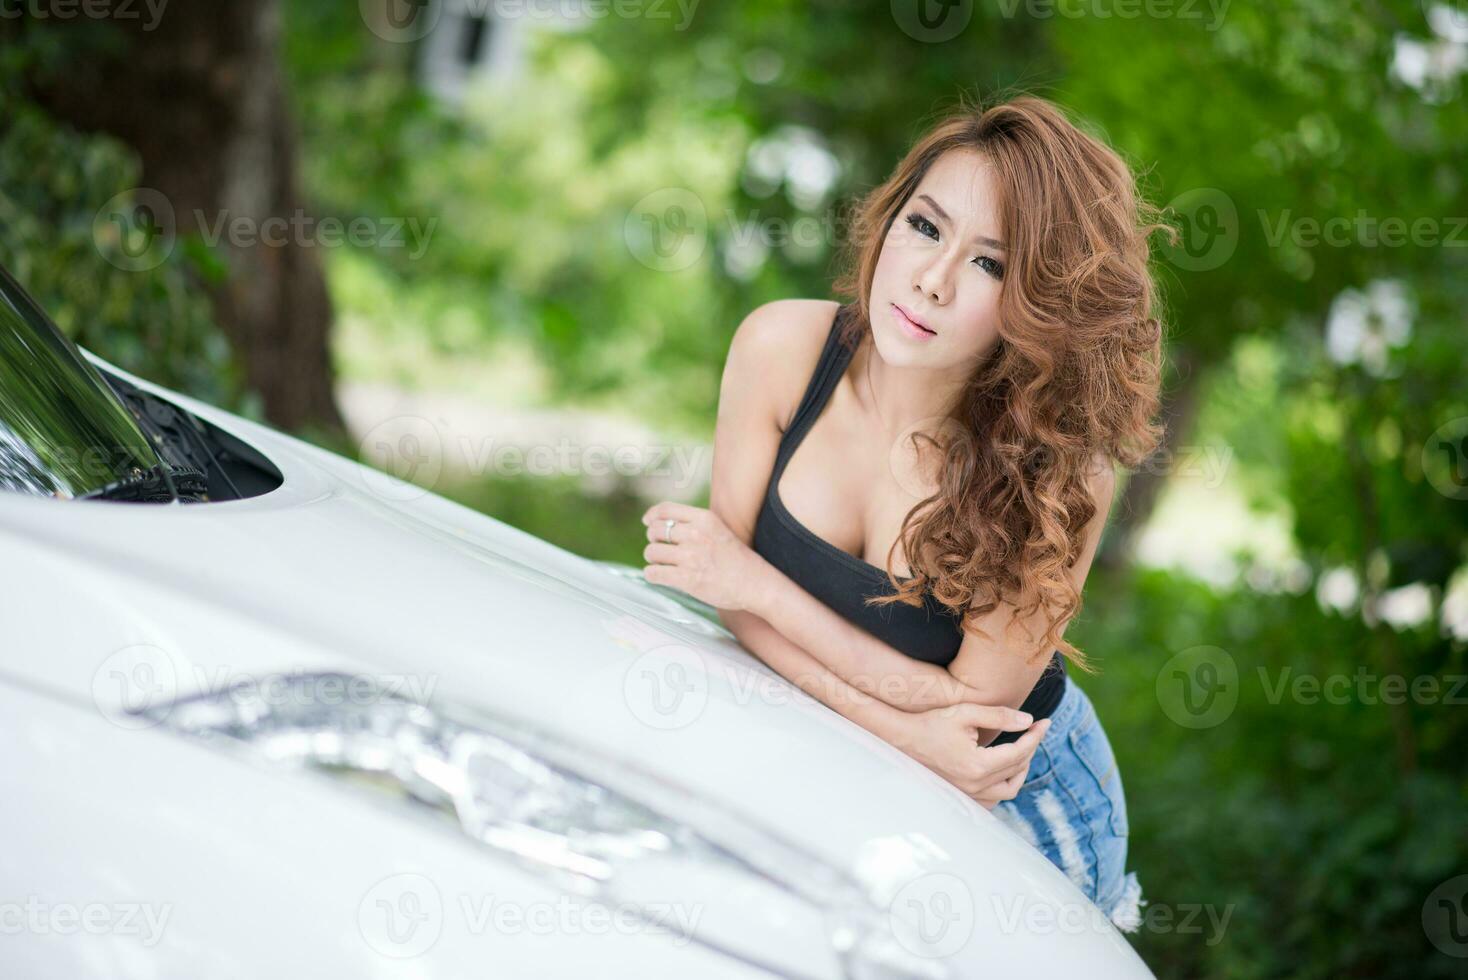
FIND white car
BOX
[0,265,1155,979]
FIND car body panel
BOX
[0,347,1154,978]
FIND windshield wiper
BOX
[77,462,207,503]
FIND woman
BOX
[640,93,1167,933]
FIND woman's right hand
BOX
[892,703,1051,808]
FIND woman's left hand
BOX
[640,502,765,612]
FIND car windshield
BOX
[0,266,166,499]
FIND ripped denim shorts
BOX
[992,676,1146,933]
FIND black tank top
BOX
[750,301,1066,745]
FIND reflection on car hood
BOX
[0,350,1153,977]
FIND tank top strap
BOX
[776,303,858,465]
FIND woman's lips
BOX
[891,303,937,340]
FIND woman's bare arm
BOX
[716,605,909,738]
[743,558,987,711]
[718,603,1046,804]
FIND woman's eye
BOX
[974,256,1004,279]
[904,213,938,239]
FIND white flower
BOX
[1441,568,1468,641]
[1377,582,1435,631]
[1324,278,1413,377]
[1316,566,1360,614]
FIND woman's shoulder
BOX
[725,298,843,433]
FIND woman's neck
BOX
[854,333,972,439]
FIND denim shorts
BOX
[992,676,1145,933]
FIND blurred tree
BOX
[0,44,248,415]
[3,0,345,436]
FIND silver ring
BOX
[663,518,676,544]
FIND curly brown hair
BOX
[832,92,1174,674]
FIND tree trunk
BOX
[18,0,345,437]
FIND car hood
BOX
[0,350,1152,977]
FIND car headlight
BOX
[140,672,946,980]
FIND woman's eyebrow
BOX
[916,193,1007,250]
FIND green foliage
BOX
[1078,564,1466,978]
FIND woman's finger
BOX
[646,523,676,544]
[642,501,704,525]
[971,756,1030,793]
[974,765,1029,806]
[643,542,680,564]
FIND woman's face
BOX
[870,147,1008,370]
